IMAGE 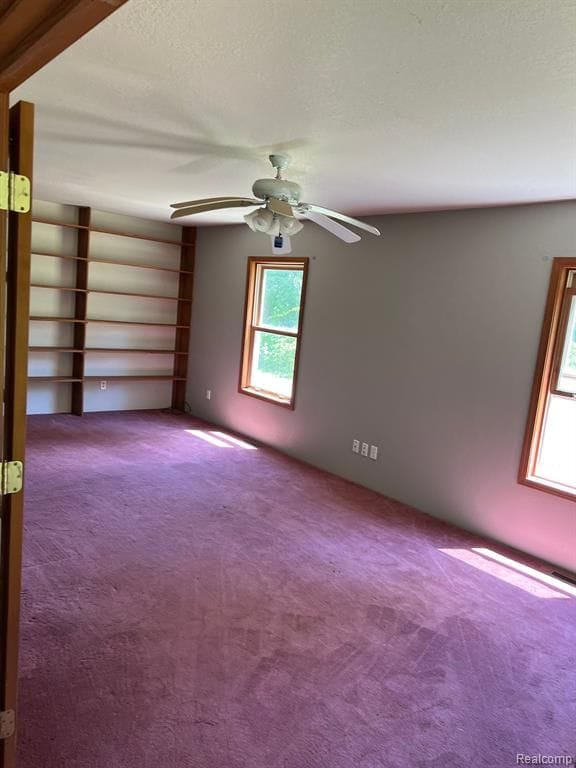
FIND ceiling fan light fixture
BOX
[244,207,274,233]
[279,217,303,236]
[270,217,281,237]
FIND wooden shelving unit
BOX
[28,206,195,416]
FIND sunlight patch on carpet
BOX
[440,548,572,599]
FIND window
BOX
[239,257,308,408]
[520,259,576,500]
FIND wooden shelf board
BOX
[32,250,83,261]
[33,220,192,249]
[30,374,185,382]
[86,348,187,355]
[29,346,187,355]
[29,347,83,352]
[90,226,185,247]
[84,375,186,382]
[32,253,192,276]
[88,318,187,328]
[89,256,192,275]
[88,288,190,301]
[30,285,190,301]
[32,218,89,231]
[30,317,186,328]
[31,284,84,292]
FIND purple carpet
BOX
[18,411,576,768]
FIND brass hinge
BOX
[0,170,31,213]
[1,461,23,495]
[0,710,15,740]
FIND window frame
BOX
[238,257,309,409]
[519,257,576,501]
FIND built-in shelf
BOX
[30,316,86,323]
[32,250,83,261]
[30,284,190,302]
[29,346,187,355]
[29,207,195,415]
[32,218,89,231]
[84,375,186,382]
[31,284,84,292]
[89,319,188,328]
[89,288,190,301]
[30,316,188,328]
[85,348,188,355]
[29,347,83,352]
[32,252,191,275]
[90,228,184,247]
[32,218,187,247]
[89,256,192,275]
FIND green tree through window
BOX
[261,270,303,330]
[258,269,303,379]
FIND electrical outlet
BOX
[206,389,212,400]
[369,445,378,460]
[100,380,107,391]
[361,442,369,457]
[352,439,360,454]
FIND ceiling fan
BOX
[170,154,380,254]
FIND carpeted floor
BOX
[18,410,576,768]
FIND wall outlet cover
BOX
[352,439,360,453]
[361,442,369,457]
[369,445,378,460]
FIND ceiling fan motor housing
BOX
[252,177,302,205]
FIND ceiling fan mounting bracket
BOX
[269,153,290,176]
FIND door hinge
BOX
[0,170,8,210]
[0,170,31,213]
[567,270,575,289]
[1,460,23,495]
[0,710,15,740]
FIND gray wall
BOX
[187,201,576,573]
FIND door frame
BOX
[0,100,34,768]
[0,4,130,766]
[0,0,129,92]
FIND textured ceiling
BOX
[13,0,576,225]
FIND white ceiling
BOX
[13,0,576,225]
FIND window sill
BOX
[239,386,295,410]
[519,475,576,503]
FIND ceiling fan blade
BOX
[171,196,261,209]
[267,197,294,218]
[298,204,380,237]
[302,211,361,243]
[170,199,261,219]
